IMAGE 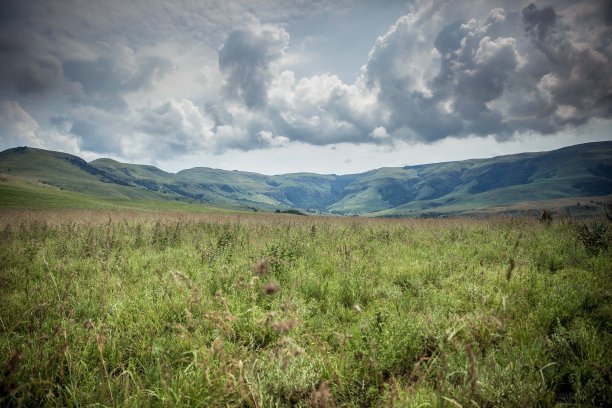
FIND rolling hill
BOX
[1,142,611,215]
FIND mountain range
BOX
[1,141,611,216]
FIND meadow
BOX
[0,210,610,407]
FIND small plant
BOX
[604,201,612,222]
[539,209,553,225]
[578,222,608,254]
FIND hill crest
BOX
[1,141,611,215]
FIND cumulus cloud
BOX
[133,99,215,157]
[0,0,610,161]
[0,101,44,147]
[360,1,612,142]
[198,1,612,150]
[219,23,289,109]
[268,72,379,145]
[0,100,80,153]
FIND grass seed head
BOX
[212,337,224,356]
[96,334,104,353]
[311,381,334,408]
[466,343,478,396]
[252,260,269,276]
[263,282,280,295]
[271,319,298,333]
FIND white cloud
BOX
[0,100,81,154]
[0,0,610,171]
[370,126,390,140]
[256,130,289,147]
[219,21,290,108]
[0,101,43,148]
[133,99,216,156]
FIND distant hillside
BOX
[1,142,611,215]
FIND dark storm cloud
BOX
[219,24,289,109]
[363,13,465,141]
[63,56,172,110]
[0,1,69,95]
[365,9,529,141]
[521,3,612,123]
[0,37,63,94]
[361,1,612,143]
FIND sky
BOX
[0,0,611,175]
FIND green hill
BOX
[1,142,611,215]
[0,147,174,201]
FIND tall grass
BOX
[0,210,610,406]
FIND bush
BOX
[578,222,608,254]
[540,209,553,225]
[604,202,612,222]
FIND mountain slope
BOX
[0,147,173,201]
[333,142,612,214]
[1,141,611,215]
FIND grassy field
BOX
[0,174,249,214]
[0,210,610,406]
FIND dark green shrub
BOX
[578,222,608,254]
[604,201,612,222]
[540,209,553,225]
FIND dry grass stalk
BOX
[466,343,478,397]
[505,257,515,282]
[212,337,224,357]
[437,350,447,394]
[271,319,298,333]
[96,333,114,403]
[408,354,430,384]
[311,382,335,408]
[170,270,193,288]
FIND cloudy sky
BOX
[0,0,610,174]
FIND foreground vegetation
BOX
[0,210,610,406]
